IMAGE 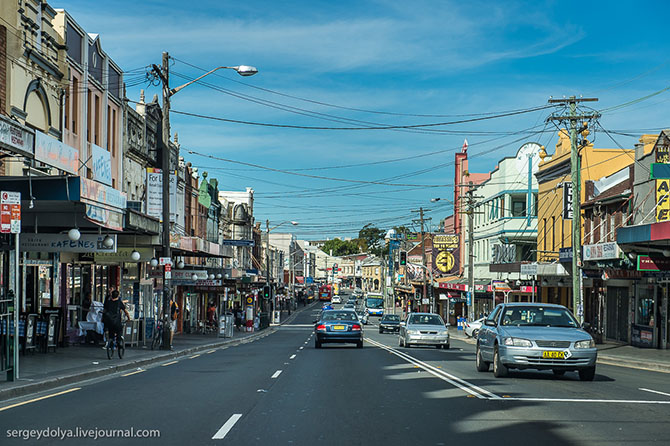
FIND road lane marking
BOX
[190,354,201,359]
[122,369,145,377]
[212,414,243,440]
[504,397,670,404]
[290,354,296,359]
[271,370,283,379]
[366,338,499,400]
[299,347,304,350]
[161,360,178,366]
[206,350,216,354]
[640,387,670,398]
[0,388,81,412]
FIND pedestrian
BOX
[169,297,179,349]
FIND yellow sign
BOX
[656,179,670,222]
[435,251,455,273]
[246,297,254,304]
[433,234,459,250]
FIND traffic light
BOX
[399,251,407,266]
[579,122,590,149]
[263,285,271,299]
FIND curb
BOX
[0,301,317,402]
[0,328,275,403]
[451,334,670,374]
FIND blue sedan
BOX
[476,303,597,381]
[314,310,363,348]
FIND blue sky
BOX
[57,0,670,240]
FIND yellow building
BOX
[535,129,656,308]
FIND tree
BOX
[358,224,386,257]
[321,238,359,256]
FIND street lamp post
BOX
[153,52,257,346]
[265,220,298,324]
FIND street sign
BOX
[1,191,20,234]
[164,271,171,279]
[159,257,172,266]
[466,291,472,306]
[164,264,172,272]
[246,296,254,305]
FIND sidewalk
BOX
[0,304,313,402]
[450,330,670,373]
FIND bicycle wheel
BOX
[106,340,113,360]
[151,330,161,350]
[118,337,125,359]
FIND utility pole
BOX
[547,96,599,324]
[153,52,173,347]
[467,182,475,322]
[412,208,430,312]
[266,219,272,316]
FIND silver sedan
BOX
[399,312,450,349]
[476,303,597,381]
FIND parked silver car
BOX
[464,317,485,338]
[475,303,597,381]
[399,313,450,349]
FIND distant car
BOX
[332,295,342,304]
[343,303,355,310]
[379,314,401,334]
[476,303,597,381]
[465,317,485,338]
[399,313,450,349]
[314,310,363,348]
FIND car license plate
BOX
[332,325,346,331]
[542,351,565,359]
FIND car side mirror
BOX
[445,323,450,327]
[484,319,497,327]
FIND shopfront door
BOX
[606,286,629,343]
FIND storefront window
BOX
[636,285,655,326]
[38,266,52,308]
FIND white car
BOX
[464,317,485,338]
[332,295,342,304]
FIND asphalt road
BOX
[1,298,669,445]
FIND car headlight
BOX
[408,329,421,335]
[574,339,596,349]
[503,337,532,347]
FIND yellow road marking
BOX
[206,350,216,354]
[190,354,201,359]
[0,387,80,412]
[121,370,145,377]
[161,360,178,366]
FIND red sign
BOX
[164,264,172,272]
[637,255,670,271]
[438,282,468,291]
[0,191,20,233]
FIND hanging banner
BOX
[34,130,79,175]
[146,168,177,222]
[90,144,112,186]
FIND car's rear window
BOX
[322,311,357,321]
[383,315,400,321]
[409,315,444,325]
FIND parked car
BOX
[399,313,450,349]
[475,303,597,381]
[464,317,485,338]
[379,314,401,333]
[314,310,363,348]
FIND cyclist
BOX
[103,290,131,348]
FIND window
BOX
[87,89,92,142]
[71,77,79,133]
[512,198,526,217]
[94,95,101,145]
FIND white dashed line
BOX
[271,370,283,379]
[212,414,243,440]
[290,354,296,359]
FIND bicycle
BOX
[106,324,125,360]
[151,319,164,350]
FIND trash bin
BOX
[219,313,234,338]
[273,310,281,324]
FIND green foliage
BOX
[359,224,386,257]
[321,238,359,256]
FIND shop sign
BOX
[637,255,670,271]
[492,279,511,292]
[20,233,117,253]
[519,286,537,293]
[145,168,177,222]
[433,234,459,249]
[90,143,112,186]
[220,239,255,246]
[34,130,79,175]
[172,270,208,281]
[474,284,485,292]
[0,115,33,157]
[80,178,127,210]
[559,248,573,262]
[631,323,654,348]
[195,279,222,286]
[95,247,153,263]
[1,191,21,234]
[583,242,621,261]
[562,182,573,219]
[438,282,468,291]
[85,204,123,231]
[492,244,516,263]
[520,263,538,275]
